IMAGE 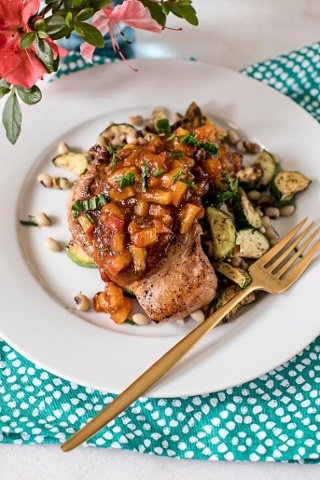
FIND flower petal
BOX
[79,8,111,63]
[0,48,46,89]
[22,0,40,28]
[111,0,162,33]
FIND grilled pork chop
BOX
[130,223,217,321]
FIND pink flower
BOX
[0,0,63,89]
[80,0,162,63]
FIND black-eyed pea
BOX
[35,212,51,227]
[74,293,91,312]
[190,309,205,324]
[132,313,151,325]
[280,205,295,217]
[264,206,280,219]
[37,172,53,188]
[227,129,240,145]
[129,115,144,127]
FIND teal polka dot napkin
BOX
[1,42,319,463]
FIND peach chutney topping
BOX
[72,124,241,322]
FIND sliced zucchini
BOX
[236,229,270,259]
[237,164,263,190]
[254,150,278,187]
[99,123,137,148]
[53,152,88,176]
[206,207,237,260]
[123,286,135,297]
[216,285,256,320]
[232,188,262,229]
[66,242,97,268]
[214,262,252,288]
[270,171,311,204]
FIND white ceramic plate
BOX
[0,60,319,397]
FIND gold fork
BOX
[61,217,320,452]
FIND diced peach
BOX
[204,158,222,180]
[106,251,132,276]
[153,219,171,234]
[105,282,125,308]
[101,213,124,232]
[179,203,202,234]
[171,159,184,169]
[109,186,135,201]
[171,181,188,207]
[130,245,146,271]
[110,232,125,253]
[128,220,140,235]
[108,166,138,187]
[101,202,125,220]
[112,298,132,324]
[141,188,172,205]
[148,177,162,187]
[94,284,133,324]
[149,204,173,225]
[135,200,149,217]
[193,123,226,143]
[78,213,94,239]
[161,167,185,188]
[131,227,157,247]
[93,292,109,312]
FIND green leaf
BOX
[35,38,54,72]
[155,118,171,134]
[76,7,94,21]
[91,0,113,9]
[140,0,166,26]
[46,14,69,35]
[170,4,198,25]
[115,172,136,190]
[0,86,10,99]
[0,79,10,88]
[34,19,47,31]
[152,167,164,177]
[65,11,73,28]
[38,31,49,39]
[74,22,104,47]
[17,86,42,105]
[2,90,22,145]
[20,32,36,50]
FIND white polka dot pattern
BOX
[1,43,320,462]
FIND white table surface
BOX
[2,0,319,478]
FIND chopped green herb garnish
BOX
[172,170,196,189]
[141,162,149,192]
[152,167,164,177]
[203,170,238,205]
[166,132,176,142]
[85,212,94,224]
[155,118,171,134]
[115,171,136,190]
[180,177,196,189]
[168,151,184,158]
[172,170,185,183]
[179,133,219,155]
[71,193,108,218]
[125,319,136,326]
[19,215,38,227]
[107,145,119,169]
[203,141,219,155]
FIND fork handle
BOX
[61,283,257,452]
